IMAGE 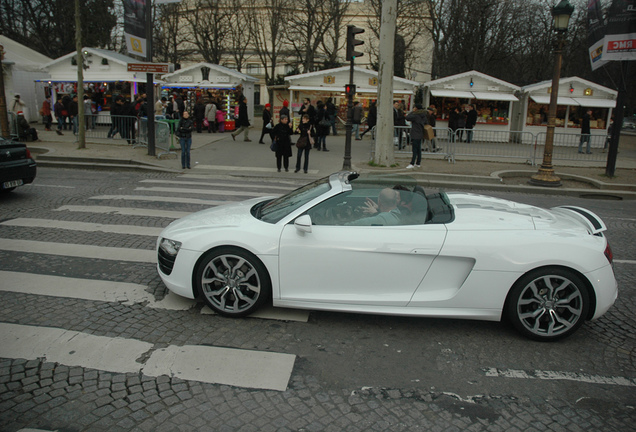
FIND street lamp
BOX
[529,0,574,187]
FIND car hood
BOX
[446,192,592,233]
[160,197,269,237]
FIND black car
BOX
[0,138,37,192]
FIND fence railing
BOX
[138,118,177,158]
[380,126,610,165]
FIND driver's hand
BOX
[362,198,378,215]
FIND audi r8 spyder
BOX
[157,172,617,341]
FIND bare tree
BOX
[154,1,191,66]
[184,0,232,64]
[366,0,430,78]
[226,0,251,72]
[245,0,289,102]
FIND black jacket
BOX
[237,101,250,127]
[272,122,293,157]
[177,117,194,138]
[405,109,429,140]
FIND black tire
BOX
[195,246,271,317]
[505,267,590,341]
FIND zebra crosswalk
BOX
[0,172,307,391]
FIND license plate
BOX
[3,179,23,189]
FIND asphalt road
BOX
[0,167,634,431]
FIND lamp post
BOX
[529,0,574,187]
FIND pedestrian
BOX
[578,108,593,154]
[425,106,439,152]
[16,111,40,141]
[194,98,206,133]
[465,104,477,143]
[166,95,176,119]
[352,101,363,140]
[69,95,79,135]
[326,97,338,135]
[205,99,217,133]
[155,97,167,117]
[54,97,65,135]
[295,114,314,174]
[10,94,26,113]
[83,95,93,130]
[41,96,52,131]
[405,103,428,169]
[360,100,376,138]
[107,97,122,139]
[393,101,406,149]
[456,105,467,142]
[272,115,293,172]
[176,111,194,169]
[298,98,316,124]
[259,103,273,144]
[216,107,226,132]
[279,100,290,124]
[120,98,135,144]
[448,106,462,143]
[231,96,251,142]
[314,101,329,151]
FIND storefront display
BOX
[423,71,520,133]
[511,77,617,138]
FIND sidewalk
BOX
[28,120,636,198]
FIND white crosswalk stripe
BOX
[0,174,309,391]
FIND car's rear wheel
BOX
[195,246,270,317]
[505,267,590,341]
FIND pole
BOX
[529,36,563,187]
[0,43,10,139]
[374,0,397,166]
[343,59,354,170]
[146,0,155,156]
[605,61,629,177]
[75,0,86,149]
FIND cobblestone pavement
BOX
[0,168,634,431]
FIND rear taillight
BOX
[604,243,613,264]
[26,148,32,159]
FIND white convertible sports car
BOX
[157,172,617,341]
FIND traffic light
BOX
[345,84,356,97]
[346,25,365,61]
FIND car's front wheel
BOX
[195,246,271,317]
[505,267,590,341]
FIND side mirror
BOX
[294,215,312,233]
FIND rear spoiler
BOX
[552,206,607,234]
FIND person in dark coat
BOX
[16,111,40,141]
[314,101,329,151]
[231,96,251,142]
[448,106,462,143]
[272,115,293,172]
[465,104,478,143]
[295,114,314,173]
[578,108,593,154]
[405,104,428,169]
[279,100,290,123]
[69,95,79,135]
[259,103,273,144]
[298,98,316,124]
[326,97,338,135]
[426,106,439,152]
[54,98,65,135]
[193,98,206,133]
[360,101,376,138]
[177,111,194,169]
[352,101,363,140]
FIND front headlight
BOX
[159,238,182,256]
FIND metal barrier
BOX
[139,118,177,158]
[535,132,608,163]
[7,112,19,140]
[75,115,139,144]
[447,128,537,164]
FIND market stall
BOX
[160,62,258,131]
[40,47,163,123]
[278,66,419,126]
[422,70,521,134]
[1,35,52,123]
[511,76,617,140]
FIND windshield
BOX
[256,177,332,223]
